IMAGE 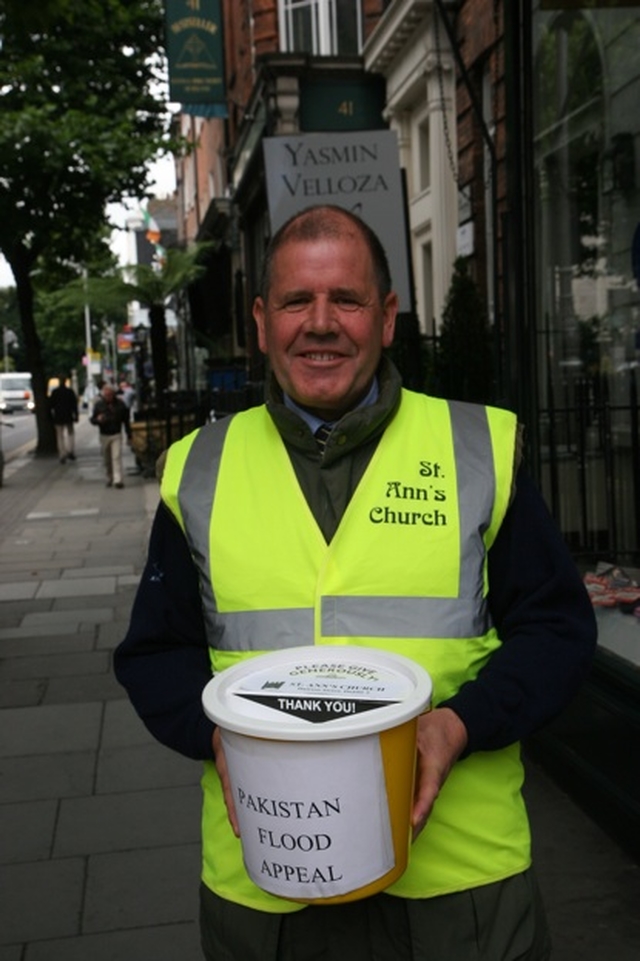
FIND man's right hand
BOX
[213,727,240,837]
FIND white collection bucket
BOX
[202,646,432,904]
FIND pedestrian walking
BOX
[115,205,597,961]
[48,375,78,464]
[90,383,131,488]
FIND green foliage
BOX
[0,0,178,452]
[54,244,213,404]
[0,0,172,270]
[56,245,213,315]
[435,257,494,404]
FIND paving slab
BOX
[0,583,39,601]
[36,577,117,598]
[23,922,202,961]
[96,741,202,794]
[0,752,96,803]
[61,565,136,578]
[0,945,22,961]
[20,608,113,629]
[100,699,155,747]
[43,671,125,706]
[83,844,201,933]
[0,623,96,640]
[0,858,85,943]
[0,678,46,709]
[0,631,96,657]
[0,599,52,621]
[0,651,110,681]
[0,702,103,757]
[0,799,58,863]
[53,785,201,857]
[96,621,130,649]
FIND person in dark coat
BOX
[49,375,78,464]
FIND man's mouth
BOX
[301,352,342,362]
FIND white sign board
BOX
[263,131,412,313]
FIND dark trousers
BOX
[199,870,551,961]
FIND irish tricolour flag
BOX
[142,207,161,245]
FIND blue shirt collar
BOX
[283,378,379,434]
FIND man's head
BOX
[253,205,398,421]
[102,385,116,402]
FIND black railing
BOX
[131,359,640,565]
[539,368,640,566]
[130,384,265,476]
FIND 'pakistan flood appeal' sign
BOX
[263,131,413,313]
[202,647,433,902]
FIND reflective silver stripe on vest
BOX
[176,398,498,651]
[448,400,495,601]
[321,595,489,639]
[208,608,314,651]
[176,418,234,646]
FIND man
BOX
[118,378,136,410]
[49,375,78,464]
[90,383,131,488]
[114,206,596,961]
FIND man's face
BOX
[253,229,397,421]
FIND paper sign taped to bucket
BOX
[222,729,395,900]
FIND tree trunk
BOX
[148,303,169,410]
[7,245,57,456]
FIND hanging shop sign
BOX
[263,131,412,313]
[165,0,226,105]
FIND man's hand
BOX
[213,727,240,837]
[412,707,468,839]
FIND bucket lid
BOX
[202,646,432,741]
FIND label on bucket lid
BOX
[202,646,433,741]
[234,657,411,723]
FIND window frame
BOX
[278,0,363,56]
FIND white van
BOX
[0,372,35,413]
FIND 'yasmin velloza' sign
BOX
[165,0,226,105]
[263,131,412,313]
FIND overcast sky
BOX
[1,155,176,291]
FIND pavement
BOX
[1,416,640,960]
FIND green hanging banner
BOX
[165,0,226,105]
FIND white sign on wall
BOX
[263,131,412,313]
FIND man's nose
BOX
[306,296,336,332]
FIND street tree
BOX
[56,245,213,408]
[0,0,176,454]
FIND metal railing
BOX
[539,368,640,565]
[132,360,640,565]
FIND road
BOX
[0,410,37,459]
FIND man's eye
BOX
[282,298,309,310]
[336,297,361,310]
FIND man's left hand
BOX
[411,707,468,839]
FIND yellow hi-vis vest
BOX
[161,389,530,913]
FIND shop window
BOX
[278,0,362,56]
[532,7,640,663]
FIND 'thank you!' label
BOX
[231,657,411,724]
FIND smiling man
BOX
[253,208,397,421]
[115,205,596,961]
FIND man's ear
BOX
[382,291,399,348]
[253,296,267,355]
